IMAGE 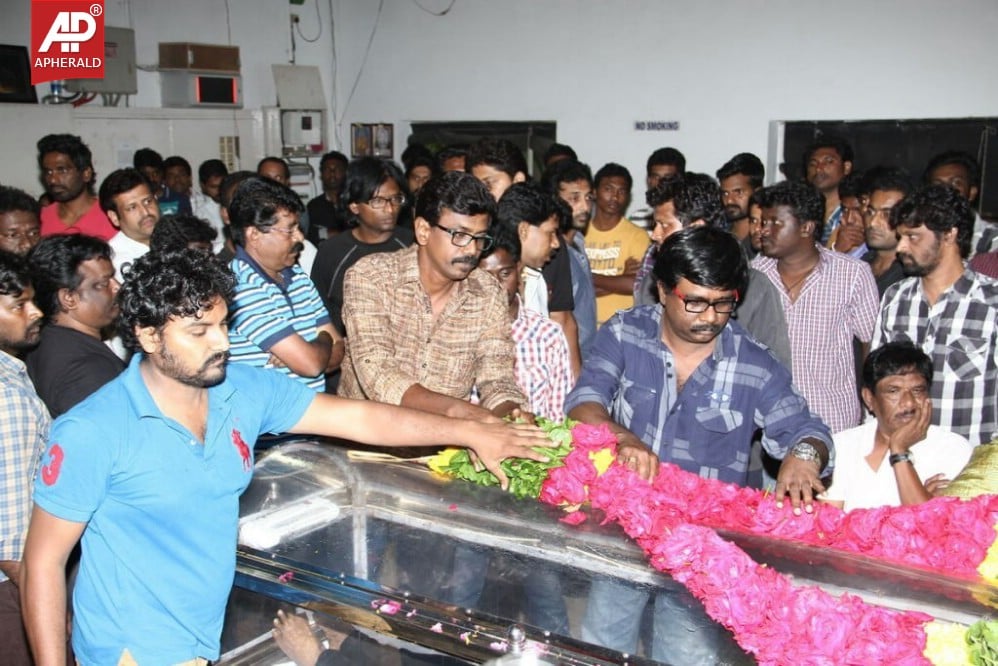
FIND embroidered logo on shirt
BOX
[41,443,65,485]
[232,429,251,472]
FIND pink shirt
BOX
[40,200,116,241]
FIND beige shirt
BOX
[339,245,525,410]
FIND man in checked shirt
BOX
[0,251,47,665]
[873,184,998,446]
[339,171,531,421]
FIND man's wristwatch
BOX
[790,441,822,468]
[889,452,913,466]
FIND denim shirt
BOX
[564,304,832,484]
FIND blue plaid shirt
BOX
[564,305,832,484]
[0,350,50,581]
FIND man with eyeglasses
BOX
[36,134,116,241]
[227,177,343,391]
[339,171,529,421]
[569,226,833,664]
[311,157,413,337]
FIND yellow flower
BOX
[923,620,971,665]
[428,447,462,475]
[589,447,615,475]
[977,524,998,583]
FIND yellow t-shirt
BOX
[584,219,651,324]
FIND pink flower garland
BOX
[536,423,996,664]
[545,423,998,578]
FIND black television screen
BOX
[0,45,37,104]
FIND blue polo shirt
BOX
[228,248,332,391]
[33,356,315,665]
[564,305,833,484]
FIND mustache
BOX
[202,351,229,369]
[690,324,722,335]
[291,242,305,254]
[451,255,479,266]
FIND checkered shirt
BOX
[0,351,50,581]
[873,268,998,446]
[512,306,574,421]
[752,246,879,433]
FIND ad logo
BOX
[31,1,105,85]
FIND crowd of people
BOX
[1,131,993,664]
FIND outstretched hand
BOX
[468,420,550,490]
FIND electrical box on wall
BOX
[160,71,242,108]
[66,26,137,94]
[282,110,324,156]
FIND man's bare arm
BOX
[289,394,550,488]
[21,507,86,666]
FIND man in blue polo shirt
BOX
[227,176,341,391]
[568,226,833,665]
[20,249,549,666]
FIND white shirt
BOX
[191,192,226,254]
[521,266,549,316]
[108,232,150,283]
[824,419,972,512]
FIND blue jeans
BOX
[445,544,569,636]
[581,577,748,665]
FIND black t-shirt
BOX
[25,324,126,418]
[310,226,415,335]
[541,234,575,312]
[306,195,348,246]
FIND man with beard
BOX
[339,172,529,420]
[25,236,124,418]
[634,175,792,370]
[226,177,342,391]
[873,185,998,446]
[861,167,912,296]
[716,152,764,242]
[0,252,46,666]
[544,160,597,359]
[569,227,832,664]
[99,168,162,282]
[803,135,854,245]
[752,181,878,433]
[36,134,115,241]
[20,249,550,666]
[306,151,349,245]
[0,187,42,257]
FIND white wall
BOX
[2,0,998,198]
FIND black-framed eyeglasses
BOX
[366,194,406,210]
[671,287,739,314]
[432,222,494,251]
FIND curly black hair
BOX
[117,249,235,353]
